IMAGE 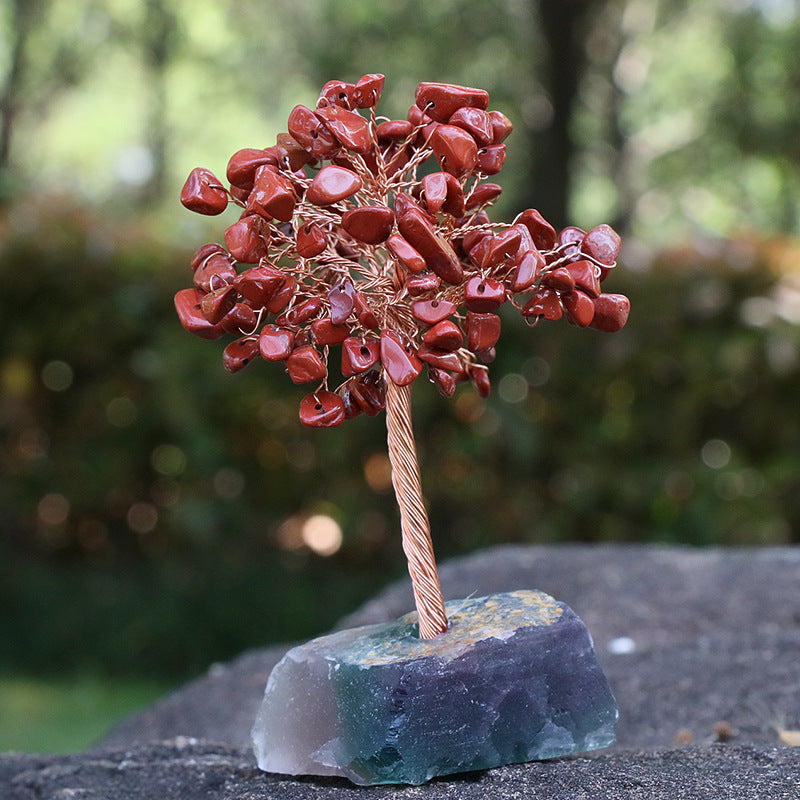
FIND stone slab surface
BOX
[3,544,800,799]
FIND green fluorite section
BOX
[252,590,617,785]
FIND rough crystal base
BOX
[252,590,617,785]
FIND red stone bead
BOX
[397,207,463,284]
[428,366,456,397]
[582,224,621,267]
[226,148,279,190]
[347,370,386,416]
[220,302,257,333]
[342,336,380,376]
[190,243,227,272]
[180,167,228,215]
[200,284,237,324]
[406,272,441,296]
[411,298,457,326]
[353,73,385,108]
[590,293,630,332]
[193,252,236,293]
[274,133,314,171]
[318,80,356,109]
[247,166,296,222]
[223,337,260,373]
[310,317,350,345]
[463,229,491,260]
[542,267,575,294]
[287,345,327,383]
[514,209,557,251]
[341,205,395,244]
[563,289,595,327]
[476,144,506,175]
[475,347,496,364]
[466,182,502,210]
[386,233,426,274]
[470,366,491,398]
[407,103,430,127]
[234,265,284,306]
[376,119,413,143]
[288,105,338,159]
[429,124,478,177]
[266,275,295,314]
[421,172,448,214]
[306,166,362,206]
[314,105,372,155]
[174,288,226,340]
[559,226,586,261]
[328,281,356,325]
[566,259,601,298]
[224,215,269,263]
[466,312,501,351]
[380,331,422,386]
[415,82,490,123]
[299,391,346,428]
[489,110,513,144]
[510,249,545,292]
[259,324,294,361]
[422,320,463,351]
[448,106,493,146]
[522,287,563,320]
[354,292,380,329]
[296,222,327,258]
[276,297,322,327]
[483,228,523,268]
[465,276,505,311]
[417,344,464,373]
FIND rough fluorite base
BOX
[252,590,617,785]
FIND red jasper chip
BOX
[220,302,258,333]
[223,337,260,373]
[465,276,505,311]
[563,289,595,327]
[515,209,557,251]
[386,233,425,274]
[559,226,586,261]
[376,119,413,142]
[174,288,226,340]
[276,297,322,327]
[354,293,380,329]
[542,267,575,294]
[475,347,496,364]
[422,320,463,351]
[406,272,441,296]
[226,148,279,190]
[342,205,395,244]
[234,265,284,306]
[412,298,457,326]
[275,133,314,171]
[247,166,296,222]
[397,207,463,284]
[306,166,362,206]
[429,125,478,177]
[342,336,380,376]
[353,73,385,108]
[566,259,601,298]
[421,172,448,214]
[347,370,386,416]
[407,103,430,127]
[318,80,356,109]
[448,107,493,147]
[466,312,501,351]
[489,110,513,144]
[287,345,327,383]
[315,106,372,155]
[194,252,236,293]
[180,167,228,215]
[299,391,346,428]
[471,366,492,398]
[259,325,294,361]
[522,287,563,320]
[483,228,523,268]
[225,215,269,263]
[510,249,545,292]
[296,222,327,258]
[380,330,422,386]
[476,144,506,175]
[201,284,237,324]
[288,105,338,159]
[328,280,356,325]
[429,366,456,397]
[310,317,350,345]
[266,276,295,314]
[190,243,227,272]
[417,344,464,372]
[466,182,502,210]
[590,293,630,333]
[582,224,621,267]
[415,82,490,123]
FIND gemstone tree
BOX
[177,74,629,642]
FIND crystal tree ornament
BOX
[177,75,627,785]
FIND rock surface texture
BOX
[3,544,800,799]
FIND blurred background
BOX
[2,0,799,752]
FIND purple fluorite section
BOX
[252,590,617,785]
